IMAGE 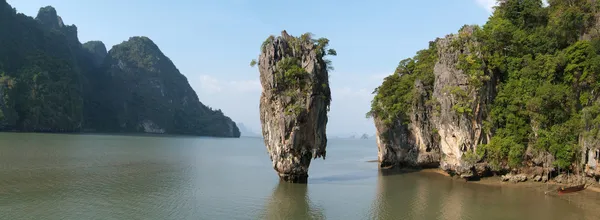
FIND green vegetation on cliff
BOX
[481,0,599,170]
[370,0,600,170]
[0,1,240,137]
[251,32,336,116]
[0,1,83,131]
[100,36,240,137]
[367,41,437,124]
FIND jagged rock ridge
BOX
[254,30,336,183]
[372,26,521,178]
[82,41,107,67]
[0,1,240,137]
[98,36,240,137]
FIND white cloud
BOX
[329,72,389,102]
[197,75,260,94]
[189,72,389,136]
[326,72,391,136]
[197,75,223,94]
[187,74,262,133]
[475,0,499,13]
[333,87,371,100]
[229,79,261,92]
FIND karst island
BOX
[368,0,600,185]
[251,30,336,183]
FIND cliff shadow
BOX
[258,181,325,220]
[309,171,377,184]
[368,167,457,220]
[378,166,424,177]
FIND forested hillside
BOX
[369,0,600,177]
[0,1,240,137]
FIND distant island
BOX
[237,123,261,137]
[0,1,240,137]
[328,133,376,140]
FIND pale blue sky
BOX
[8,0,496,136]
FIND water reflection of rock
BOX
[370,170,600,220]
[261,182,325,220]
[370,169,417,220]
[438,180,465,220]
[370,169,465,220]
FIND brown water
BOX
[0,133,598,220]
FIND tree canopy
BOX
[370,0,600,170]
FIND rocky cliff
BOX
[98,36,240,137]
[368,27,502,178]
[370,40,441,170]
[82,41,108,68]
[0,1,240,137]
[0,2,84,132]
[432,26,494,178]
[254,31,336,183]
[370,0,600,182]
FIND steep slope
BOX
[0,1,240,137]
[0,2,84,132]
[99,36,240,137]
[82,41,107,68]
[80,40,112,131]
[432,25,495,177]
[370,0,600,181]
[371,40,441,169]
[253,31,336,183]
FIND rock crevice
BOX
[255,31,335,183]
[371,0,600,183]
[372,26,494,178]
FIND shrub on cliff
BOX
[251,32,336,110]
[0,3,84,131]
[367,41,437,124]
[252,31,335,183]
[370,0,600,171]
[0,1,240,137]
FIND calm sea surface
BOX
[0,133,598,220]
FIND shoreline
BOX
[0,131,241,139]
[417,168,600,212]
[369,165,600,218]
[369,159,600,195]
[418,168,600,200]
[420,168,600,192]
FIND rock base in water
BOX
[254,31,336,183]
[279,174,308,184]
[501,174,528,183]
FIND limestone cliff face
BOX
[374,79,440,168]
[0,4,84,132]
[0,1,242,138]
[257,31,333,183]
[82,41,108,68]
[432,26,493,177]
[373,1,600,183]
[582,132,600,178]
[373,25,597,180]
[35,6,65,29]
[373,26,492,177]
[99,37,241,137]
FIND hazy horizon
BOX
[7,0,497,135]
